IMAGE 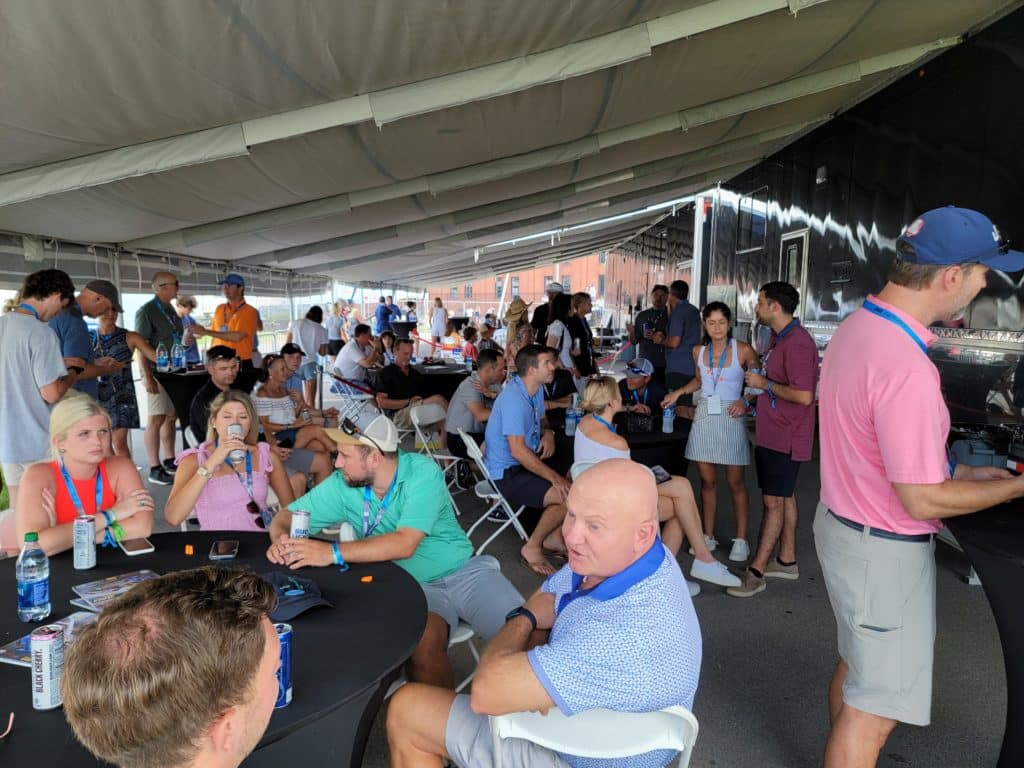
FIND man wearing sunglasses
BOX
[266,414,523,689]
[134,271,183,485]
[193,273,260,371]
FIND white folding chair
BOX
[176,428,204,532]
[385,619,481,698]
[457,429,528,555]
[410,403,463,498]
[569,460,600,481]
[490,705,699,768]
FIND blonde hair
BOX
[49,394,112,459]
[206,391,260,444]
[580,375,619,414]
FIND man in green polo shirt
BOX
[267,414,523,688]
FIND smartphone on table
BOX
[118,537,155,556]
[209,540,240,560]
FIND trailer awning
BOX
[0,0,1017,287]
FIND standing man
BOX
[135,270,183,485]
[374,295,391,334]
[655,280,701,418]
[63,568,279,768]
[266,415,523,688]
[816,207,1024,767]
[530,281,562,342]
[630,284,670,380]
[194,273,260,371]
[728,281,818,598]
[386,295,402,323]
[484,344,570,576]
[0,269,83,511]
[48,280,125,398]
[285,306,329,406]
[567,291,596,384]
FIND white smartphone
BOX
[209,540,240,560]
[118,537,155,556]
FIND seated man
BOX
[388,459,702,768]
[63,568,278,768]
[485,344,570,576]
[280,342,340,423]
[375,337,447,444]
[189,344,331,495]
[333,323,380,384]
[618,358,667,420]
[266,414,523,688]
[477,320,504,355]
[445,347,505,459]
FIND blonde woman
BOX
[166,391,294,531]
[503,297,534,373]
[430,297,448,346]
[11,395,153,555]
[574,376,740,592]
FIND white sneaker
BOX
[687,580,701,597]
[688,534,718,556]
[729,538,751,562]
[690,558,742,588]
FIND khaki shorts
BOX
[146,380,175,417]
[813,504,936,726]
[1,460,43,487]
[391,404,415,430]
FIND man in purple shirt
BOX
[728,281,819,598]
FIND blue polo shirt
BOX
[484,375,544,480]
[528,542,702,768]
[665,299,701,376]
[49,304,97,398]
[374,303,391,333]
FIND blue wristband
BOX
[331,542,350,572]
[101,509,114,527]
[948,458,957,478]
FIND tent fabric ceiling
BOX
[0,0,1017,288]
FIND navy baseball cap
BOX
[896,206,1024,272]
[218,273,246,287]
[626,358,654,377]
[263,572,332,622]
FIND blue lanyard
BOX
[705,342,729,394]
[631,387,648,406]
[862,299,928,355]
[221,448,255,501]
[362,468,398,537]
[593,414,617,433]
[517,379,541,449]
[18,303,40,319]
[150,299,180,341]
[59,459,104,517]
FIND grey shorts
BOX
[445,694,569,768]
[813,504,936,726]
[421,555,523,640]
[284,447,316,475]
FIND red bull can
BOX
[73,515,96,570]
[289,510,310,539]
[275,622,292,708]
[31,624,64,710]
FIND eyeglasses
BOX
[158,281,179,288]
[341,417,382,454]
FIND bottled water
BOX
[170,340,185,370]
[16,532,51,623]
[564,407,579,437]
[156,342,170,373]
[662,406,676,434]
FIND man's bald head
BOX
[564,459,660,578]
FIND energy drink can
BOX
[289,510,310,540]
[73,515,96,570]
[275,622,293,708]
[31,624,64,710]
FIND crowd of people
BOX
[4,205,1023,768]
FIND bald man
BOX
[387,459,702,768]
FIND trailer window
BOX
[737,187,768,252]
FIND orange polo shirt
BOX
[212,300,259,361]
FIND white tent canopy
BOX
[0,0,1017,289]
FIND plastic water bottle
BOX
[452,350,463,366]
[170,340,185,371]
[16,532,51,623]
[565,407,579,437]
[465,356,473,373]
[662,406,675,433]
[156,342,170,373]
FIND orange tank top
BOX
[49,461,118,526]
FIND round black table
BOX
[551,413,691,477]
[946,504,1024,768]
[0,532,426,767]
[411,364,470,402]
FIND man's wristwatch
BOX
[505,606,537,632]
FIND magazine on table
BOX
[72,569,160,611]
[0,611,98,667]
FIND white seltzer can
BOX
[73,515,96,569]
[290,510,310,539]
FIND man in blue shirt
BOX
[387,458,702,768]
[49,279,125,399]
[386,295,402,323]
[484,344,571,576]
[374,295,391,334]
[655,279,701,419]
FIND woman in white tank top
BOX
[430,297,448,345]
[663,302,759,563]
[576,377,741,591]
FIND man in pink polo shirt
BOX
[816,206,1024,768]
[728,281,819,598]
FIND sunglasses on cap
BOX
[341,417,383,453]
